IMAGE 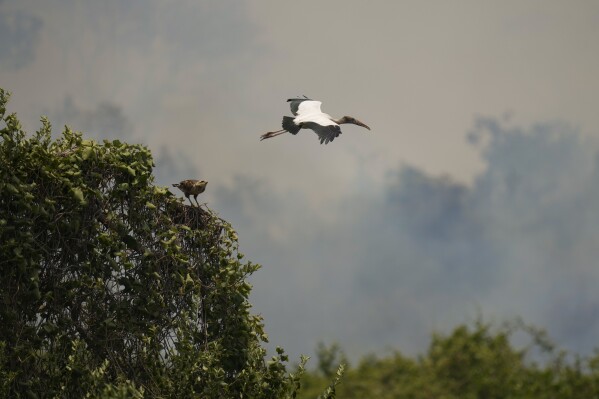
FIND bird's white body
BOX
[293,101,337,128]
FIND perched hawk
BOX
[173,179,208,207]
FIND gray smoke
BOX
[216,118,599,359]
[52,97,134,140]
[51,98,196,188]
[0,3,42,70]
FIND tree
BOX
[0,88,305,398]
[296,321,599,399]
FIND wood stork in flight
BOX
[260,97,371,144]
[173,179,207,207]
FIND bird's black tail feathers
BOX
[282,116,301,135]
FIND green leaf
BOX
[122,234,141,251]
[81,146,94,160]
[71,187,86,204]
[5,183,18,194]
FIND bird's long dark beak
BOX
[354,119,371,130]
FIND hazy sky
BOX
[2,0,599,360]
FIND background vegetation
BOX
[298,321,599,399]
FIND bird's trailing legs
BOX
[260,129,288,141]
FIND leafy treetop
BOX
[0,88,307,398]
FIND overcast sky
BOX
[2,0,599,360]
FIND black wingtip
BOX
[287,96,312,102]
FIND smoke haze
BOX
[2,0,599,360]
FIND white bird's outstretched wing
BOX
[303,121,342,144]
[288,99,307,115]
[285,97,341,143]
[296,100,322,116]
[287,98,323,116]
[294,101,331,125]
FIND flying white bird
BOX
[172,179,208,207]
[260,97,371,144]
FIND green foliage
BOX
[315,343,347,379]
[317,363,344,399]
[297,321,599,399]
[426,321,525,398]
[0,88,302,398]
